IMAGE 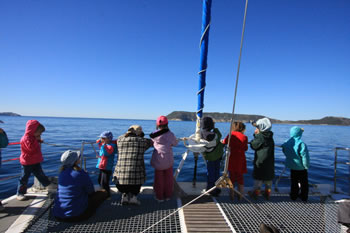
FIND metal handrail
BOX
[334,147,350,193]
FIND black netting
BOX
[24,194,181,233]
[217,193,341,233]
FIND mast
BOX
[195,0,212,141]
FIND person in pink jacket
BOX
[17,120,51,200]
[150,116,178,202]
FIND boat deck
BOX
[0,184,346,233]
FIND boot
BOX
[229,188,235,201]
[249,189,260,200]
[238,184,244,201]
[263,188,271,200]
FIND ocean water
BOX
[0,116,349,199]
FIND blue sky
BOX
[1,0,349,121]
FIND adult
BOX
[113,125,152,205]
[53,150,108,222]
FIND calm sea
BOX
[0,116,349,199]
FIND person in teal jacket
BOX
[96,131,117,198]
[282,126,310,202]
[0,127,9,168]
[0,126,9,211]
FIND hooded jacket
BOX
[150,129,178,170]
[20,120,44,165]
[250,130,275,180]
[282,126,310,170]
[96,140,117,171]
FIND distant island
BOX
[0,112,21,116]
[166,111,350,126]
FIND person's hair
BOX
[125,128,136,137]
[36,124,45,134]
[60,164,81,173]
[157,124,168,130]
[232,121,246,132]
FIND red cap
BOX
[156,116,168,126]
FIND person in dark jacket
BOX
[250,118,275,200]
[200,117,224,196]
[53,150,108,222]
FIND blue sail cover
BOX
[197,0,212,118]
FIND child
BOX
[113,125,152,205]
[222,121,248,200]
[250,117,275,200]
[96,131,117,198]
[200,116,224,196]
[53,150,108,222]
[0,126,9,211]
[17,120,52,201]
[150,116,178,202]
[282,126,310,202]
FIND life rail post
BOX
[333,147,350,194]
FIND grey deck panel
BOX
[0,195,43,233]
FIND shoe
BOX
[201,189,210,195]
[248,189,260,200]
[17,194,28,201]
[45,183,58,193]
[229,189,235,201]
[154,196,164,203]
[121,193,129,205]
[128,195,140,205]
[263,189,271,200]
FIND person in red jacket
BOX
[222,121,248,201]
[16,120,51,200]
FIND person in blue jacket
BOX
[96,131,117,198]
[53,150,108,222]
[282,126,310,202]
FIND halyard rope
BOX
[140,1,252,232]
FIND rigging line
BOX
[199,22,211,49]
[223,0,249,175]
[140,185,217,233]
